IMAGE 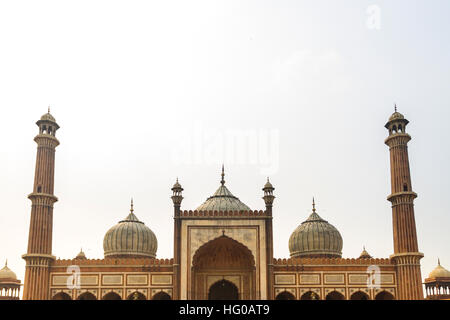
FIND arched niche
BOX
[275,291,296,300]
[152,291,172,300]
[127,291,146,300]
[350,291,370,300]
[191,235,256,300]
[300,291,320,300]
[102,292,122,300]
[77,292,97,300]
[375,291,394,300]
[326,291,345,300]
[208,279,239,300]
[52,292,72,300]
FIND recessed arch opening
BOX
[191,235,256,300]
[52,292,72,300]
[326,291,345,300]
[275,291,296,300]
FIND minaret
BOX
[262,178,275,299]
[384,107,423,299]
[171,178,183,300]
[22,109,60,300]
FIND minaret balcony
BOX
[387,191,417,205]
[28,192,58,205]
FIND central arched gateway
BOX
[191,235,256,300]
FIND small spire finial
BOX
[48,105,51,113]
[130,198,134,213]
[312,197,316,212]
[438,258,441,266]
[5,259,7,267]
[394,103,397,112]
[221,164,225,185]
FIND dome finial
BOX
[221,164,225,185]
[5,259,7,267]
[312,197,316,212]
[438,257,441,266]
[394,103,397,112]
[130,198,134,213]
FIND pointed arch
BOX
[350,291,370,300]
[192,235,255,269]
[127,291,146,300]
[52,292,72,300]
[300,291,320,300]
[152,291,171,300]
[102,292,122,300]
[326,291,345,300]
[275,291,296,300]
[208,279,239,300]
[375,291,394,300]
[77,292,97,300]
[191,235,256,299]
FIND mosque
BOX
[1,108,449,300]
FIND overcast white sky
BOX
[1,0,449,294]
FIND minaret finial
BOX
[394,103,397,112]
[130,198,134,213]
[48,105,50,113]
[5,259,7,267]
[221,164,225,185]
[438,258,441,266]
[312,197,316,212]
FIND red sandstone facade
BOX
[21,109,424,300]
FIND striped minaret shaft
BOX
[171,178,183,300]
[22,110,60,300]
[262,178,275,300]
[384,108,423,300]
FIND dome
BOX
[103,200,157,258]
[289,200,343,258]
[263,178,274,190]
[388,105,406,122]
[196,167,251,212]
[172,178,182,190]
[75,249,87,260]
[428,260,450,279]
[0,261,17,281]
[389,111,404,122]
[358,246,372,259]
[40,108,56,123]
